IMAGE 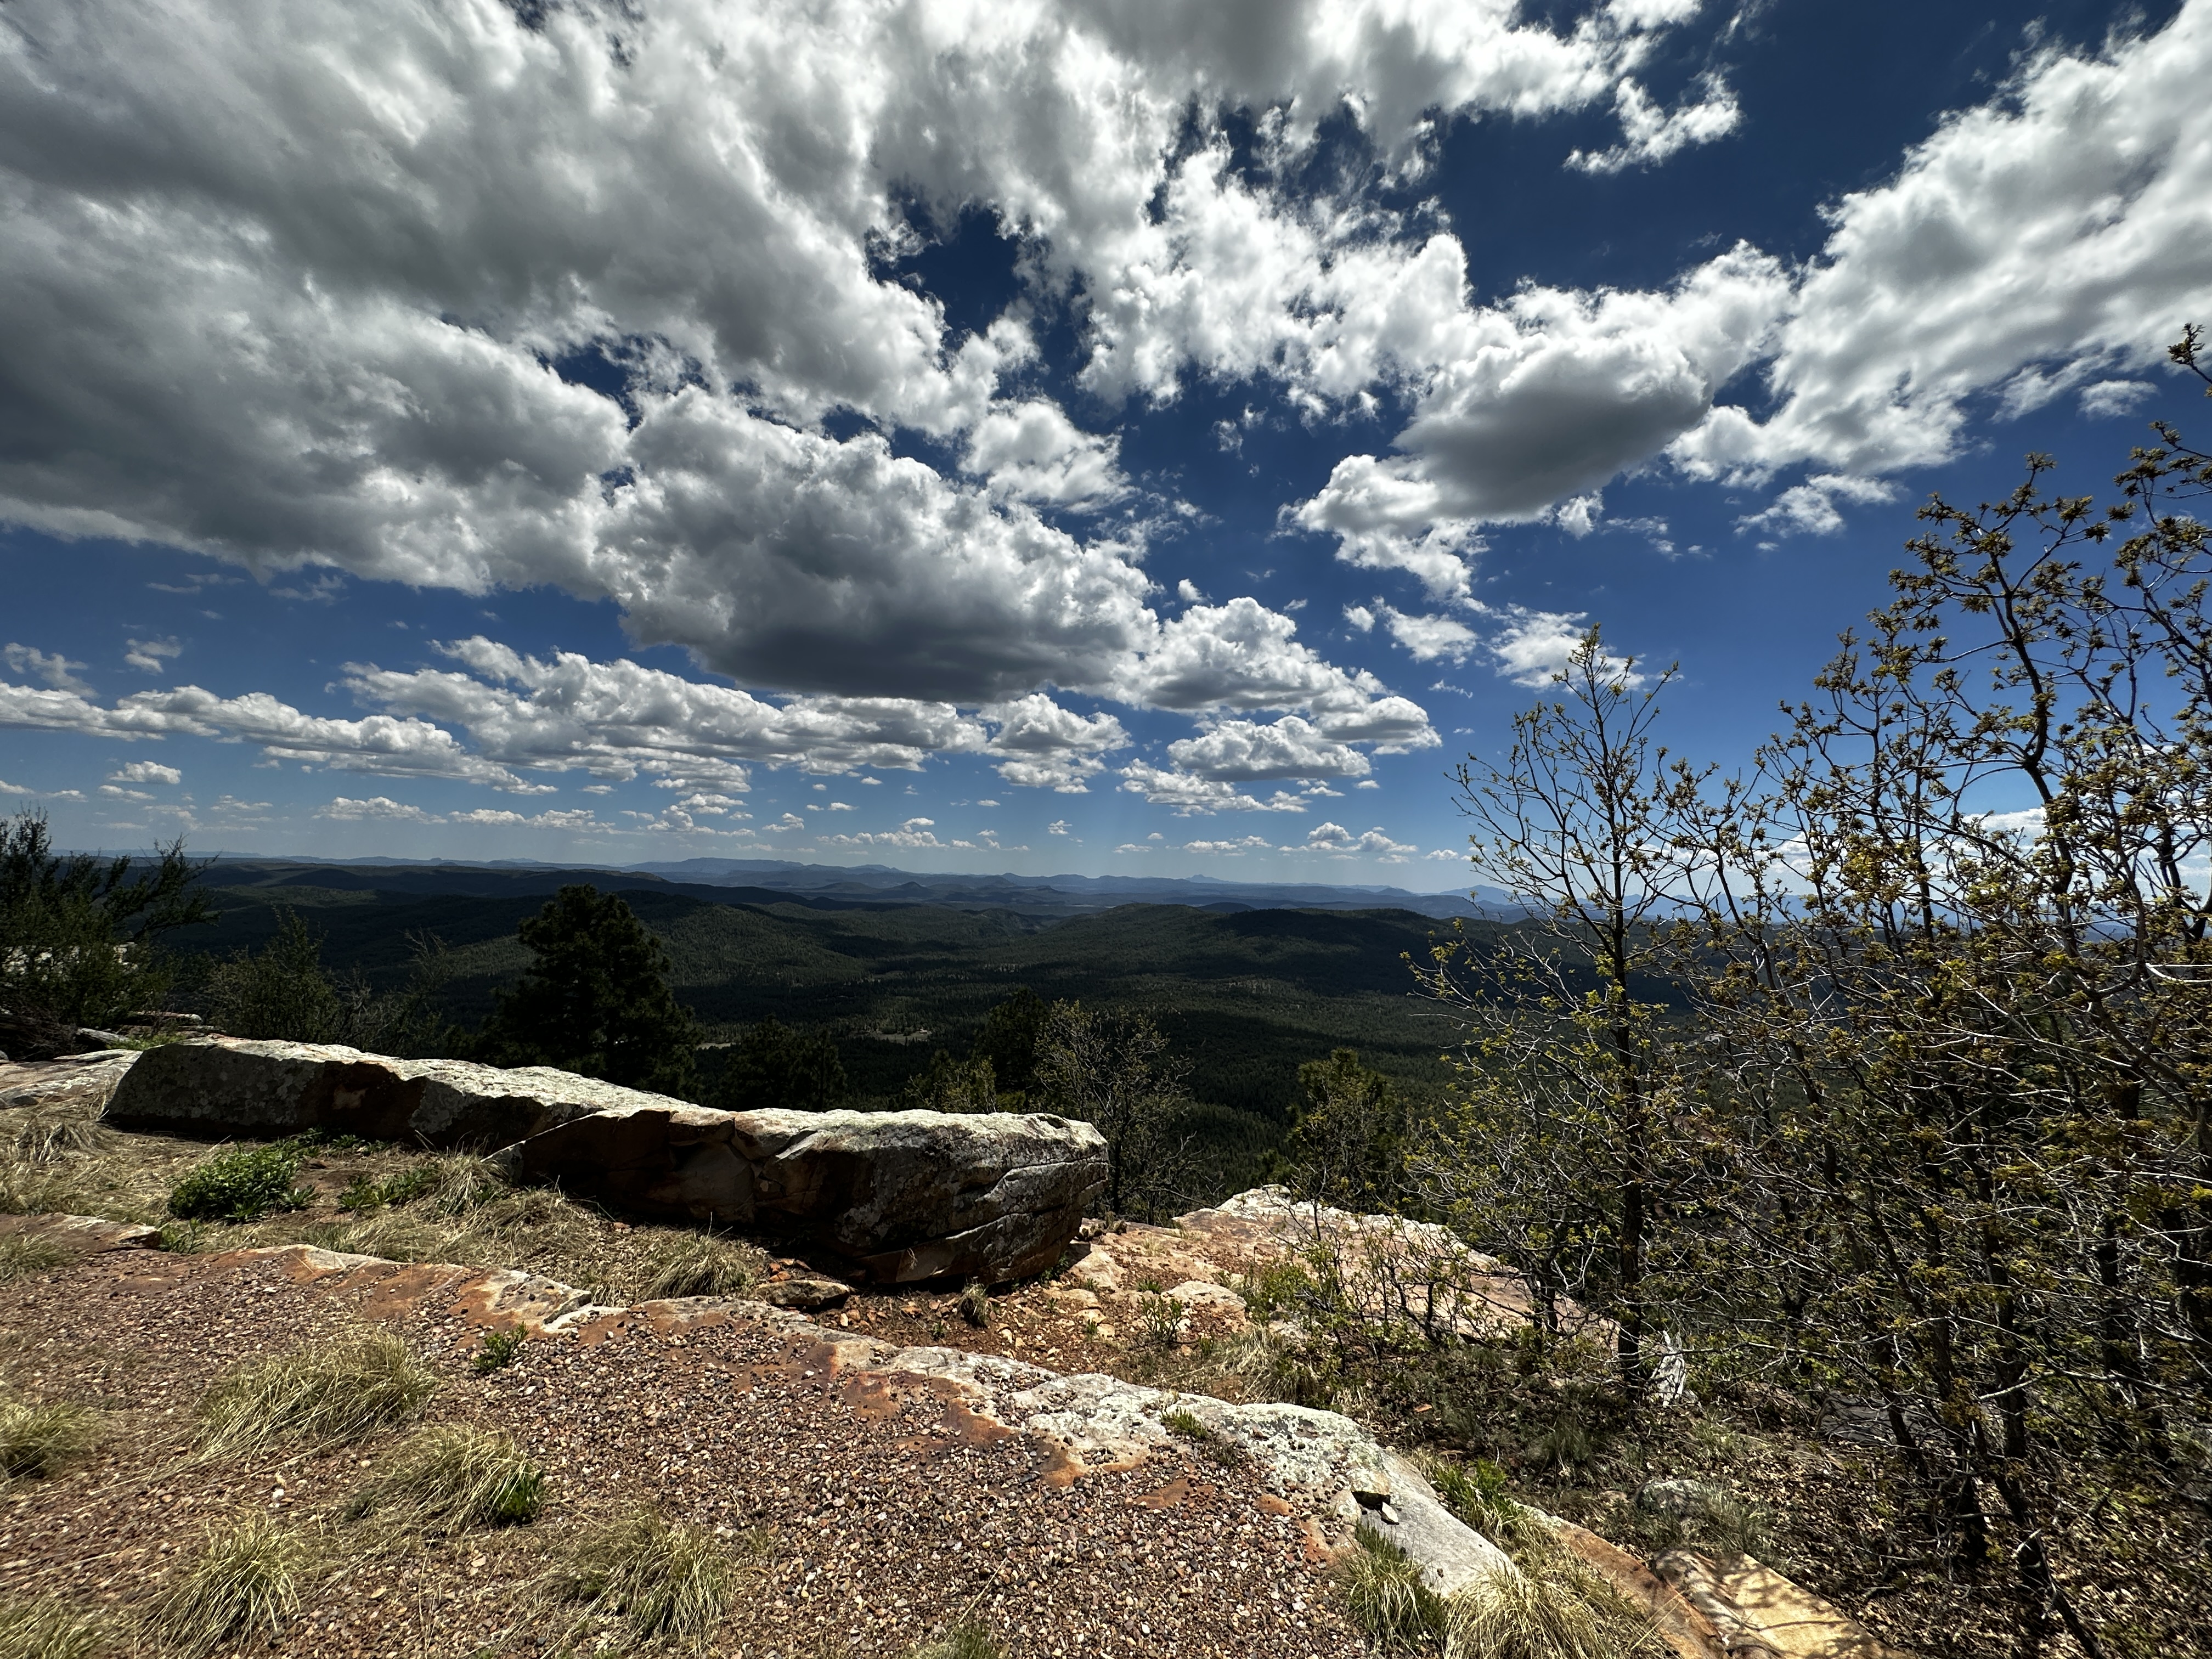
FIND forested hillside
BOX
[170,860,1485,1130]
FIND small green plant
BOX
[150,1509,315,1657]
[0,1594,106,1659]
[338,1163,441,1211]
[642,1231,764,1300]
[153,1218,208,1253]
[346,1424,546,1528]
[1161,1406,1242,1469]
[1532,1413,1596,1479]
[0,1398,101,1480]
[166,1142,312,1222]
[1336,1526,1447,1651]
[199,1328,436,1455]
[0,1234,70,1284]
[957,1279,992,1328]
[473,1324,529,1374]
[1421,1455,1548,1557]
[1135,1290,1184,1350]
[542,1505,740,1648]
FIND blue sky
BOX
[3,0,2208,883]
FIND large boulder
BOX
[503,1103,1109,1284]
[102,1038,684,1149]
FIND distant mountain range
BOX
[196,851,1508,919]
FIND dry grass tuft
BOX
[1337,1526,1448,1651]
[901,1618,1006,1659]
[0,1234,70,1284]
[543,1505,754,1649]
[641,1229,765,1300]
[1420,1454,1657,1658]
[0,1594,105,1659]
[7,1111,104,1165]
[150,1509,315,1657]
[0,1398,101,1480]
[199,1328,436,1456]
[1444,1568,1640,1659]
[0,1163,90,1218]
[957,1279,992,1328]
[346,1423,546,1530]
[1420,1454,1554,1558]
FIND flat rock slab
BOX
[101,1038,686,1150]
[504,1103,1109,1284]
[0,1049,140,1114]
[0,1211,158,1256]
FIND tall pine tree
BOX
[475,885,697,1097]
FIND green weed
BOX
[901,1619,1006,1659]
[1337,1526,1448,1651]
[167,1143,312,1222]
[957,1279,992,1328]
[473,1325,529,1374]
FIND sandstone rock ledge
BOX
[94,1039,1109,1285]
[102,1037,670,1149]
[503,1102,1110,1284]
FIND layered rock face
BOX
[95,1040,1108,1285]
[503,1103,1109,1284]
[103,1039,701,1150]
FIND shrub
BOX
[167,1142,312,1222]
[347,1424,545,1528]
[0,1235,70,1285]
[199,1329,436,1455]
[1135,1290,1185,1350]
[543,1505,743,1648]
[0,1399,101,1480]
[149,1509,314,1657]
[0,1595,104,1659]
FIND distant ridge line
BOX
[173,850,1513,920]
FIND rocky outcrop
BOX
[0,1048,140,1114]
[101,1038,684,1149]
[0,1211,1915,1659]
[501,1103,1109,1284]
